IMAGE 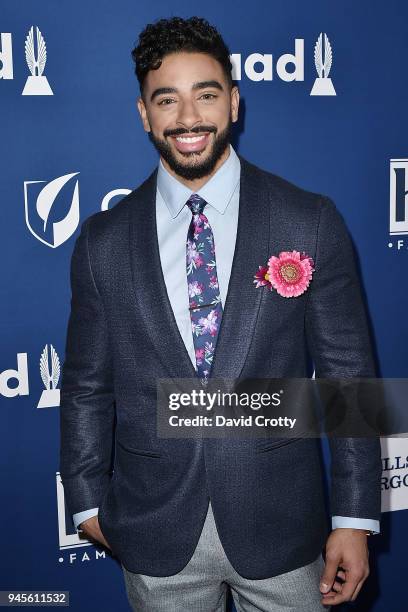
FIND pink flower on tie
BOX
[186,240,204,273]
[195,348,205,365]
[204,342,215,364]
[198,309,219,336]
[188,280,204,298]
[254,250,315,298]
[209,275,219,290]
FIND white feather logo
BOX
[310,32,336,96]
[314,32,333,79]
[25,26,47,77]
[22,25,53,96]
[40,344,60,391]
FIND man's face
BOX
[137,52,239,180]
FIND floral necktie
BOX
[185,194,223,383]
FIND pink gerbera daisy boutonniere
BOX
[253,250,315,298]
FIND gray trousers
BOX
[122,502,330,611]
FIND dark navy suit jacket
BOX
[60,155,381,578]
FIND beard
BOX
[147,115,233,180]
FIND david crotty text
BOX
[168,415,297,428]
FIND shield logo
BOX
[24,172,80,248]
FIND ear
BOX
[137,96,151,133]
[230,85,240,123]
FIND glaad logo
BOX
[230,33,336,94]
[230,40,304,83]
[37,344,60,409]
[310,33,336,96]
[22,26,53,96]
[389,160,408,249]
[24,172,80,247]
[0,346,61,406]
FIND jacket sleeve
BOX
[305,196,382,524]
[59,216,115,517]
[73,508,99,531]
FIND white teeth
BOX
[175,135,206,143]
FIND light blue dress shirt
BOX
[73,144,379,535]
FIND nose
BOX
[176,98,203,132]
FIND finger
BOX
[78,529,94,542]
[323,580,344,595]
[93,533,111,550]
[97,531,112,550]
[336,569,346,581]
[83,531,111,550]
[350,574,369,602]
[321,571,362,605]
[79,523,112,551]
[321,588,341,605]
[339,574,360,603]
[320,553,341,594]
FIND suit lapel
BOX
[129,168,197,379]
[128,155,271,379]
[210,156,270,378]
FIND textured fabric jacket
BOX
[59,155,381,578]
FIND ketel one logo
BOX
[310,33,336,96]
[24,172,80,247]
[38,344,60,409]
[390,160,408,235]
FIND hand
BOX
[320,529,370,606]
[79,515,112,551]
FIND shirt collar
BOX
[157,143,241,219]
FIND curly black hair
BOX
[131,16,234,99]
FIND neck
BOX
[160,146,231,191]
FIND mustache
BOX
[164,126,217,137]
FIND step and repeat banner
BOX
[1,1,407,610]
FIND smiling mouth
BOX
[170,132,211,153]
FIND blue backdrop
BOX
[1,1,407,610]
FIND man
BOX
[60,16,381,612]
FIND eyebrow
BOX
[150,80,224,103]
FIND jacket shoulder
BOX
[78,167,157,238]
[239,155,331,216]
